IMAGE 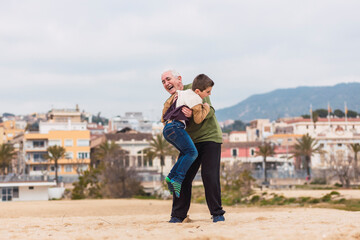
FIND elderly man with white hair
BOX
[160,70,225,223]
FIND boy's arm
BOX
[181,95,215,119]
[202,96,215,119]
[191,103,210,124]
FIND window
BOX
[77,139,89,146]
[78,164,88,172]
[33,140,45,148]
[65,152,74,159]
[232,149,238,157]
[33,153,46,162]
[13,187,19,198]
[125,156,130,167]
[137,156,142,167]
[65,165,73,172]
[77,152,89,159]
[0,187,18,201]
[250,148,255,156]
[143,157,148,167]
[48,140,61,147]
[33,165,47,171]
[50,165,61,172]
[64,139,73,147]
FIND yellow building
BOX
[24,130,90,181]
[0,120,25,145]
[23,107,90,183]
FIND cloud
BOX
[0,0,359,120]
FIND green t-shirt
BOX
[183,84,223,144]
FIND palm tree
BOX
[255,142,275,185]
[144,134,178,181]
[45,145,66,186]
[0,143,17,175]
[291,134,323,180]
[92,141,119,168]
[349,143,360,181]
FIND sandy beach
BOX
[1,192,360,240]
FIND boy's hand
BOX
[182,107,192,117]
[203,103,210,108]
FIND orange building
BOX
[0,120,26,144]
[23,107,90,183]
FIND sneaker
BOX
[212,215,225,223]
[169,216,183,223]
[165,177,174,194]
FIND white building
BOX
[229,131,247,142]
[110,112,153,133]
[246,117,360,169]
[0,181,56,201]
[105,129,175,181]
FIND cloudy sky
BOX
[1,0,359,121]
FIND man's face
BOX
[161,71,183,95]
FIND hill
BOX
[215,82,360,122]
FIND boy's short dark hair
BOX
[192,74,214,91]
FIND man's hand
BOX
[203,102,210,108]
[182,107,192,118]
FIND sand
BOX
[1,195,360,240]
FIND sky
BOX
[1,0,359,121]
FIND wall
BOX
[15,186,49,201]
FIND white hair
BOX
[162,69,181,78]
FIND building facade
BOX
[21,108,91,183]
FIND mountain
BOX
[215,82,360,122]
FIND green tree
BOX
[333,109,345,118]
[291,134,324,180]
[220,162,255,204]
[314,109,329,118]
[91,141,119,168]
[222,120,247,133]
[101,148,144,198]
[347,110,358,118]
[349,143,360,181]
[255,142,275,185]
[45,145,66,186]
[71,167,103,199]
[0,144,16,175]
[145,134,178,181]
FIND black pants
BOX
[171,141,225,219]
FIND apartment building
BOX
[23,108,90,183]
[246,117,360,169]
[0,120,26,144]
[110,112,153,133]
[105,128,175,181]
